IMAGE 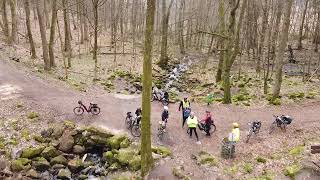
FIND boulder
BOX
[20,146,45,159]
[128,155,141,171]
[50,155,68,166]
[67,158,84,172]
[52,164,65,170]
[58,131,74,153]
[90,135,108,145]
[81,126,113,139]
[151,146,172,157]
[11,159,29,172]
[51,125,65,139]
[73,145,85,154]
[0,158,8,170]
[107,135,127,150]
[41,128,54,138]
[26,169,41,179]
[33,157,51,171]
[33,135,50,143]
[108,162,120,171]
[57,168,71,179]
[41,146,60,160]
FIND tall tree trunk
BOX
[43,0,50,28]
[93,0,98,80]
[24,0,37,59]
[36,0,50,71]
[159,0,174,69]
[9,0,17,44]
[63,0,72,68]
[297,0,309,50]
[272,0,294,99]
[222,0,247,104]
[216,0,226,83]
[257,0,269,76]
[178,0,185,54]
[1,0,10,44]
[48,0,57,67]
[140,0,156,177]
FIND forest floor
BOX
[1,46,320,179]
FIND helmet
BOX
[232,122,239,128]
[164,106,168,110]
[184,97,188,100]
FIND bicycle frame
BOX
[79,102,90,112]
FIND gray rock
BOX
[57,168,71,179]
[26,169,40,179]
[58,131,74,153]
[73,145,85,154]
[33,157,50,172]
[52,164,65,170]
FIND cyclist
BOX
[200,110,213,136]
[179,97,191,127]
[228,123,240,143]
[187,112,201,144]
[135,107,142,125]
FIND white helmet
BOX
[164,106,168,110]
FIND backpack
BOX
[183,109,191,119]
[282,115,292,124]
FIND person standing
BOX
[187,112,201,144]
[178,97,191,127]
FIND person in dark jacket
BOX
[135,107,142,125]
[162,106,169,124]
[178,97,191,127]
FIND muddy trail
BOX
[1,59,320,179]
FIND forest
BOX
[0,0,320,179]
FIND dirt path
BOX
[1,59,320,179]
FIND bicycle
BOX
[269,115,293,134]
[157,121,167,141]
[198,121,216,135]
[125,112,141,137]
[245,121,261,143]
[73,100,101,115]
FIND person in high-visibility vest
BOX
[187,112,200,144]
[178,97,191,127]
[228,122,240,142]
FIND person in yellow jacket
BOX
[187,112,200,144]
[228,122,240,142]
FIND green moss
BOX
[243,163,254,174]
[27,111,39,119]
[16,102,24,108]
[8,137,19,145]
[284,164,301,178]
[256,156,267,163]
[288,92,305,100]
[289,145,304,156]
[20,146,45,159]
[21,129,31,141]
[152,146,172,157]
[306,92,317,99]
[64,120,76,129]
[224,165,239,176]
[269,98,281,105]
[197,151,217,167]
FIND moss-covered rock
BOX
[107,135,127,149]
[120,138,130,148]
[20,146,45,159]
[26,169,40,179]
[58,133,74,153]
[284,164,301,178]
[57,168,71,179]
[68,158,84,172]
[108,162,120,171]
[73,145,85,154]
[269,98,281,105]
[51,124,65,139]
[41,146,60,160]
[90,135,108,145]
[50,155,68,166]
[82,126,113,139]
[172,166,190,180]
[103,151,115,163]
[289,145,304,156]
[243,163,254,174]
[11,158,31,172]
[64,120,76,129]
[152,146,172,157]
[33,157,51,171]
[128,155,141,171]
[115,148,138,166]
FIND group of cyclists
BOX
[132,88,241,145]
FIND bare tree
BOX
[48,0,58,67]
[24,0,37,59]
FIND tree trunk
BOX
[178,0,185,54]
[9,0,17,44]
[140,0,156,177]
[222,0,247,104]
[159,0,174,69]
[216,0,225,83]
[48,0,57,67]
[297,0,309,50]
[43,0,50,29]
[93,0,98,80]
[63,0,72,68]
[257,0,269,76]
[272,0,294,99]
[1,0,10,44]
[36,0,50,71]
[24,0,37,59]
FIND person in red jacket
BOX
[200,110,213,136]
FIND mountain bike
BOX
[73,100,100,115]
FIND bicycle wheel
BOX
[91,107,101,115]
[269,122,277,134]
[125,117,132,129]
[131,125,141,137]
[73,107,84,115]
[210,124,216,133]
[245,129,253,143]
